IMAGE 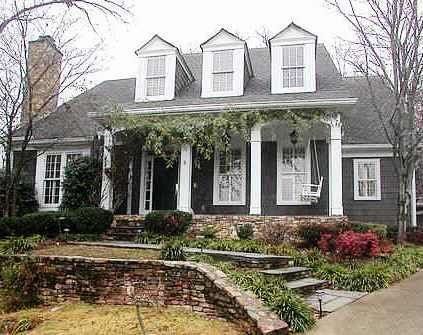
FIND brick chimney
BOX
[22,35,63,122]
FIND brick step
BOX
[286,278,328,293]
[260,267,312,281]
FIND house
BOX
[12,24,418,229]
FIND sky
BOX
[88,0,355,85]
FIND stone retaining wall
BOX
[0,255,288,335]
[113,214,348,240]
[190,215,349,239]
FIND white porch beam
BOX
[177,144,192,213]
[126,157,134,215]
[100,129,113,210]
[411,169,417,227]
[328,113,343,216]
[250,125,262,215]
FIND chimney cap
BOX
[29,35,63,56]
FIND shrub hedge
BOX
[144,210,192,236]
[0,207,113,238]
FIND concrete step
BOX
[286,278,328,293]
[260,267,312,281]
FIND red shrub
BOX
[317,233,334,252]
[334,231,381,258]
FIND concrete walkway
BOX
[307,271,423,335]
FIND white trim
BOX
[250,125,262,215]
[36,149,89,211]
[139,152,154,214]
[177,144,193,212]
[213,144,247,206]
[89,98,358,119]
[126,157,134,215]
[276,140,312,206]
[328,114,344,215]
[353,158,381,201]
[342,144,393,158]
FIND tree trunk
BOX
[398,170,410,243]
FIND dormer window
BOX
[213,50,234,92]
[282,45,304,88]
[134,35,194,102]
[146,56,166,96]
[201,28,253,98]
[270,23,317,94]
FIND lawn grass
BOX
[0,303,243,335]
[34,244,160,260]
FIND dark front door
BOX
[152,158,178,210]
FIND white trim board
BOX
[342,144,393,158]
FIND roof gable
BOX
[201,28,245,50]
[270,22,317,44]
[135,35,177,56]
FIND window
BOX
[213,50,234,92]
[282,45,304,88]
[277,143,310,205]
[213,147,246,205]
[44,154,62,204]
[354,159,381,200]
[146,56,166,96]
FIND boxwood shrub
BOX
[0,207,113,237]
[144,210,192,236]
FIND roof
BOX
[14,44,391,145]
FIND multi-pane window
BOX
[146,56,166,96]
[277,144,310,204]
[214,147,245,204]
[213,50,234,92]
[44,154,62,204]
[354,159,381,200]
[282,45,304,88]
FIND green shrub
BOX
[160,240,186,261]
[14,183,39,216]
[61,156,101,210]
[351,222,387,239]
[144,211,192,236]
[0,259,40,312]
[200,225,218,239]
[69,207,113,234]
[237,223,254,240]
[0,217,12,238]
[21,212,68,237]
[297,223,344,248]
[0,235,42,255]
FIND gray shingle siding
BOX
[343,157,399,225]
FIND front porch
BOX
[101,114,344,218]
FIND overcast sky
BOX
[90,0,354,85]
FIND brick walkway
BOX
[307,271,423,335]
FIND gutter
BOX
[11,136,93,147]
[88,97,358,118]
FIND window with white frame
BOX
[353,159,381,200]
[277,142,310,205]
[282,45,304,88]
[213,50,234,92]
[44,154,62,204]
[146,56,166,96]
[213,147,245,205]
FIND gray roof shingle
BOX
[15,44,390,144]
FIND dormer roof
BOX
[200,28,254,79]
[135,34,194,82]
[269,22,317,45]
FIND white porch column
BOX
[250,124,262,215]
[178,144,192,213]
[126,157,134,215]
[411,169,417,227]
[100,129,113,210]
[328,113,343,216]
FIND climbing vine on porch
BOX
[107,106,324,165]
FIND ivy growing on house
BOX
[107,106,324,166]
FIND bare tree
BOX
[256,26,272,47]
[327,0,423,241]
[0,10,109,216]
[0,0,129,35]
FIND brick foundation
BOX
[1,255,287,335]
